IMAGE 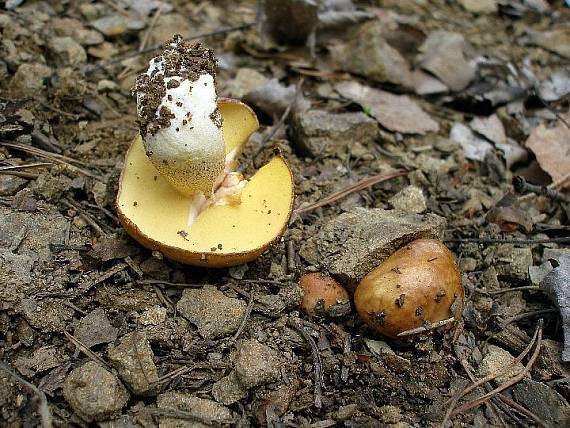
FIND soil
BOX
[1,1,569,427]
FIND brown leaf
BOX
[525,113,570,185]
[88,236,138,262]
[335,80,439,135]
[486,193,533,232]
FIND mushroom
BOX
[116,35,294,267]
[299,272,351,317]
[354,239,464,338]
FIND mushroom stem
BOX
[186,149,248,227]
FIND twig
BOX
[295,170,408,215]
[287,318,323,408]
[0,170,38,179]
[501,309,556,326]
[231,291,255,343]
[445,237,570,245]
[241,279,287,287]
[0,142,102,181]
[78,262,127,292]
[457,359,507,427]
[62,199,106,237]
[442,322,541,426]
[63,331,112,371]
[0,362,52,428]
[137,279,204,288]
[397,317,455,337]
[450,320,544,416]
[494,392,549,428]
[93,23,255,69]
[487,286,541,295]
[139,8,162,52]
[0,162,52,171]
[513,176,569,203]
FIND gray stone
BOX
[512,379,570,424]
[492,245,533,281]
[2,168,27,194]
[75,308,118,348]
[157,391,234,427]
[330,21,413,88]
[146,14,190,46]
[139,305,167,326]
[108,331,158,396]
[459,0,498,14]
[378,405,401,424]
[419,31,476,92]
[226,68,268,99]
[18,298,74,332]
[15,346,66,376]
[48,37,87,66]
[11,63,52,95]
[478,345,524,384]
[176,286,246,339]
[299,208,446,289]
[63,361,129,422]
[0,206,68,264]
[291,110,378,158]
[388,185,427,214]
[234,340,281,388]
[211,371,247,405]
[91,15,144,37]
[0,251,35,289]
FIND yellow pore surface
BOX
[117,102,293,263]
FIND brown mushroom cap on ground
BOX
[354,239,464,338]
[299,272,351,317]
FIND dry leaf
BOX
[88,236,138,262]
[486,193,533,232]
[540,250,570,361]
[335,81,439,135]
[525,113,570,184]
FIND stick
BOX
[295,170,407,214]
[287,318,323,408]
[0,363,52,428]
[451,320,543,416]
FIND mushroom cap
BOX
[116,98,295,267]
[354,239,464,338]
[299,272,351,317]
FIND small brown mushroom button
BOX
[354,239,464,338]
[299,273,351,317]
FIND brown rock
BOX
[63,361,129,422]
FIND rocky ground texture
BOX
[1,0,570,427]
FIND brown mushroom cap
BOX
[354,239,464,338]
[299,272,351,317]
[116,98,295,267]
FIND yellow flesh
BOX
[219,100,258,157]
[118,110,293,257]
